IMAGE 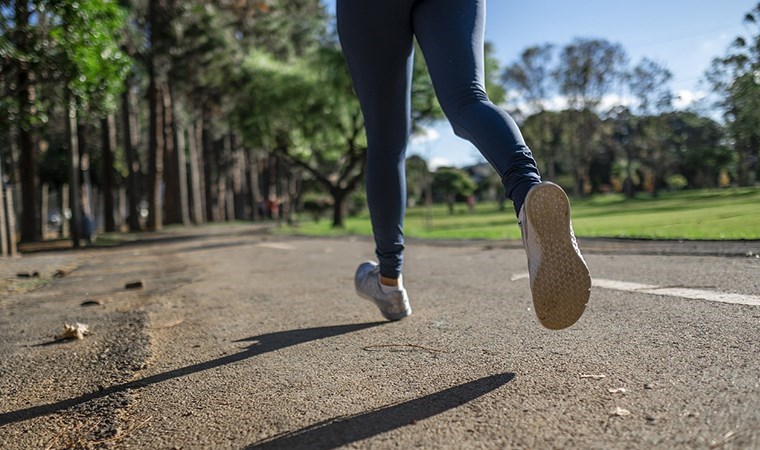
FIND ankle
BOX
[380,275,399,287]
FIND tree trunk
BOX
[61,184,70,238]
[176,125,191,225]
[202,117,216,222]
[331,188,347,228]
[66,99,82,248]
[245,148,263,221]
[122,82,141,231]
[16,0,39,243]
[78,118,94,240]
[40,183,48,240]
[573,166,585,198]
[624,149,635,198]
[187,120,205,224]
[162,83,181,225]
[230,134,246,220]
[147,65,164,230]
[101,115,117,232]
[0,156,8,256]
[219,136,232,221]
[4,189,18,256]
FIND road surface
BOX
[1,225,758,449]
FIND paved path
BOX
[1,225,758,449]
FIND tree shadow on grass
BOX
[247,372,515,450]
[0,322,385,426]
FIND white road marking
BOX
[512,273,760,307]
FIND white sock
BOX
[380,274,404,293]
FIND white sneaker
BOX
[354,261,412,321]
[519,182,591,330]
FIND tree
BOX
[432,167,476,215]
[405,155,429,207]
[237,48,365,228]
[629,58,673,115]
[625,58,674,196]
[554,38,628,196]
[520,110,567,182]
[705,2,760,186]
[666,111,732,189]
[503,44,556,115]
[1,0,130,243]
[237,34,442,228]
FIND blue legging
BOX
[337,0,541,279]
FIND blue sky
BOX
[323,0,756,167]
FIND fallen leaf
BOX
[56,323,91,341]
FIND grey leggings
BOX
[337,0,541,279]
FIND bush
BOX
[301,195,331,222]
[666,174,688,190]
[349,191,367,217]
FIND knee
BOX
[440,86,490,130]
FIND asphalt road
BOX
[0,225,758,449]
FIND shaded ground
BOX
[1,225,758,449]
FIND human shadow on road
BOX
[0,322,385,426]
[246,372,515,450]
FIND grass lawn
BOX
[277,187,760,241]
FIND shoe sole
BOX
[524,183,591,330]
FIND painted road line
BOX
[592,278,760,307]
[511,273,760,307]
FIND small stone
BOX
[125,280,144,290]
[644,383,654,390]
[16,271,40,278]
[81,300,102,307]
[646,415,657,423]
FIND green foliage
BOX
[405,155,430,206]
[49,0,132,112]
[502,43,555,113]
[629,58,673,114]
[705,2,760,185]
[432,167,476,201]
[555,38,628,110]
[411,42,444,129]
[666,174,688,190]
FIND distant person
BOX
[339,0,591,329]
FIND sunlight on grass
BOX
[277,187,760,241]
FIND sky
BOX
[323,0,757,168]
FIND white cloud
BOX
[410,127,440,145]
[429,156,453,171]
[673,89,707,109]
[700,32,733,54]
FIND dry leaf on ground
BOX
[56,323,91,341]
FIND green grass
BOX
[277,187,760,241]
